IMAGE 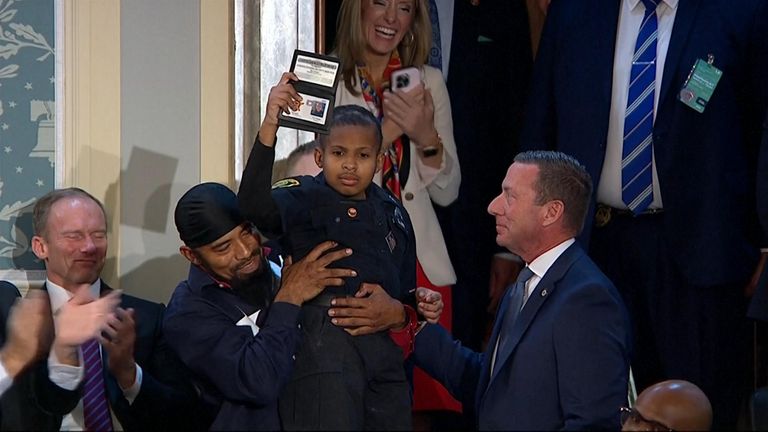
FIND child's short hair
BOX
[319,105,383,152]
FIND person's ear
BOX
[541,200,564,227]
[179,245,201,265]
[314,147,324,169]
[31,235,48,261]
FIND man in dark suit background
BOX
[413,151,631,430]
[753,109,768,324]
[432,0,533,354]
[750,109,768,396]
[1,188,199,431]
[521,0,768,427]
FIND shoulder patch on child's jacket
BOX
[392,207,407,232]
[272,178,300,189]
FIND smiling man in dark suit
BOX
[413,151,631,430]
[520,0,768,427]
[0,188,199,431]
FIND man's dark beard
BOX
[229,255,276,312]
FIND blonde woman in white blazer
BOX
[333,0,460,289]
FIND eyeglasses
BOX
[620,407,674,432]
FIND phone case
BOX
[391,67,421,93]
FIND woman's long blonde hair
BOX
[334,0,432,95]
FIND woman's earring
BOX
[401,31,414,47]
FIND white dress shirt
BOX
[46,279,142,431]
[0,363,11,396]
[597,0,679,209]
[523,238,576,304]
[490,238,575,373]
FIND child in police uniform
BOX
[238,73,420,431]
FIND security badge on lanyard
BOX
[678,54,722,113]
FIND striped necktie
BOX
[622,0,659,214]
[82,339,114,431]
[427,0,442,70]
[493,266,534,376]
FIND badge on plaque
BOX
[678,54,722,113]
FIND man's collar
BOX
[46,278,102,312]
[628,0,679,11]
[187,263,230,291]
[526,238,576,280]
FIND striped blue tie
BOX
[427,0,442,70]
[622,0,658,214]
[82,338,113,431]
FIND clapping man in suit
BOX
[521,0,768,427]
[412,151,631,430]
[1,188,198,431]
[0,280,124,425]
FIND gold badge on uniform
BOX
[271,178,300,189]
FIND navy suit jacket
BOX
[0,282,200,431]
[414,243,631,430]
[521,0,768,287]
[751,110,768,320]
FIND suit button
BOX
[404,192,414,201]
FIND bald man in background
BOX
[621,380,712,431]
